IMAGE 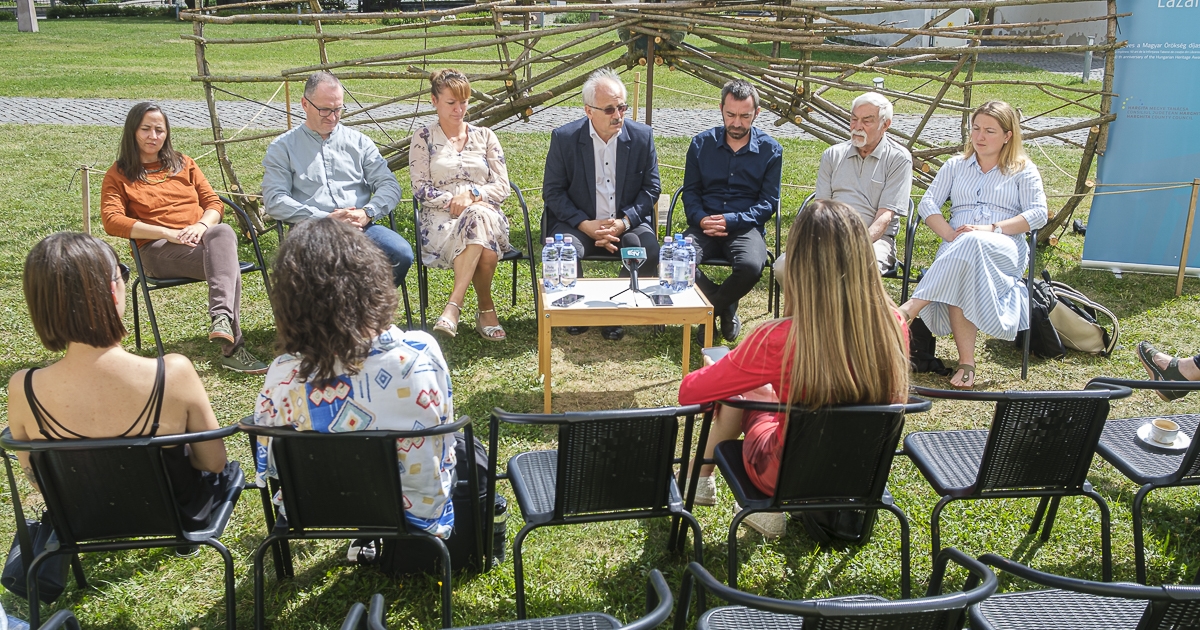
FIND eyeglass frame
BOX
[116,262,130,284]
[585,103,630,116]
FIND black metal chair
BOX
[0,425,244,630]
[675,547,996,630]
[707,397,932,597]
[897,211,1039,379]
[489,406,706,619]
[413,181,538,330]
[240,416,484,630]
[1087,376,1200,584]
[902,383,1135,581]
[273,210,415,330]
[345,569,674,630]
[664,187,782,318]
[970,552,1200,629]
[36,610,81,630]
[129,195,271,355]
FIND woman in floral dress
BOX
[410,68,511,340]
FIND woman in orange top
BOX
[101,102,266,373]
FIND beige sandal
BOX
[950,363,976,390]
[475,308,506,341]
[433,302,460,337]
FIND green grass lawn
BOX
[1,119,1200,629]
[0,17,1101,119]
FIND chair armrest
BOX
[625,570,673,630]
[1087,376,1200,393]
[977,553,1164,599]
[928,547,997,603]
[238,416,471,439]
[911,384,1133,402]
[0,424,240,451]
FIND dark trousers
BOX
[684,226,767,316]
[546,220,660,277]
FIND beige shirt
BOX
[814,137,912,238]
[589,123,619,221]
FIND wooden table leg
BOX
[681,324,691,378]
[540,314,552,413]
[703,310,713,348]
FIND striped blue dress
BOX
[912,154,1048,341]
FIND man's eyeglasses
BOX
[312,104,348,118]
[586,103,629,116]
[116,263,130,284]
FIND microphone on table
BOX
[619,233,647,293]
[611,233,651,303]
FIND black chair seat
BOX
[701,596,888,630]
[507,450,558,525]
[1097,414,1200,483]
[143,261,258,289]
[455,613,622,630]
[183,462,245,541]
[501,249,525,262]
[904,430,989,496]
[973,588,1147,629]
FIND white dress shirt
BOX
[589,123,619,221]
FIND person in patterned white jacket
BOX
[253,218,456,562]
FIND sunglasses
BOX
[116,262,130,284]
[586,103,629,116]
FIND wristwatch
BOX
[621,216,631,231]
[471,186,482,202]
[992,223,1003,234]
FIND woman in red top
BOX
[678,199,910,537]
[101,103,265,373]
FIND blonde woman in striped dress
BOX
[898,101,1047,389]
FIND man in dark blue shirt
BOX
[681,80,783,342]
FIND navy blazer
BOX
[542,117,661,230]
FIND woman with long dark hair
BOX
[7,232,235,532]
[254,218,457,560]
[101,102,265,372]
[679,199,910,537]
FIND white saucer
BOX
[1136,423,1191,453]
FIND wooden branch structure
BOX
[181,0,1122,243]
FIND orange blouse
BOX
[101,155,223,246]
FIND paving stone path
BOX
[0,51,1103,145]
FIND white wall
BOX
[993,2,1108,45]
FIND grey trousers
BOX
[138,223,243,353]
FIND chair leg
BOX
[1039,496,1062,542]
[673,571,696,630]
[929,496,954,568]
[70,554,86,589]
[1028,496,1051,537]
[400,277,414,331]
[141,282,165,357]
[727,507,752,590]
[132,278,143,352]
[881,503,912,599]
[429,536,453,628]
[681,511,706,612]
[418,264,429,331]
[512,523,538,620]
[510,260,518,307]
[204,538,237,630]
[1132,484,1154,584]
[26,550,58,630]
[1082,486,1113,582]
[253,534,281,630]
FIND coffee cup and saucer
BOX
[1135,418,1192,453]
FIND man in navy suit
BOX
[543,68,661,341]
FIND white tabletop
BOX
[542,278,709,310]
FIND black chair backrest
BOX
[722,398,929,506]
[0,426,239,545]
[556,412,678,517]
[685,548,995,630]
[976,396,1111,492]
[240,418,469,532]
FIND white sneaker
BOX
[347,538,379,564]
[688,475,717,506]
[734,502,785,539]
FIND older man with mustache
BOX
[813,92,913,273]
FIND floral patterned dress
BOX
[410,123,511,268]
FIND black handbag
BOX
[798,509,878,546]
[1015,275,1067,360]
[1,455,72,604]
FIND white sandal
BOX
[475,308,506,341]
[433,302,460,337]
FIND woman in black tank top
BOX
[7,232,233,530]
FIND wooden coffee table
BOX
[538,278,714,413]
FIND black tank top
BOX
[24,357,224,530]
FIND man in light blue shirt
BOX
[262,71,412,286]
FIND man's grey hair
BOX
[850,91,893,124]
[582,68,626,106]
[304,71,343,100]
[720,80,759,110]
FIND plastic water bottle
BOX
[659,236,675,288]
[560,236,578,288]
[672,235,691,291]
[541,237,559,290]
[683,236,698,287]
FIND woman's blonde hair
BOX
[964,100,1028,176]
[758,199,908,411]
[430,68,470,102]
